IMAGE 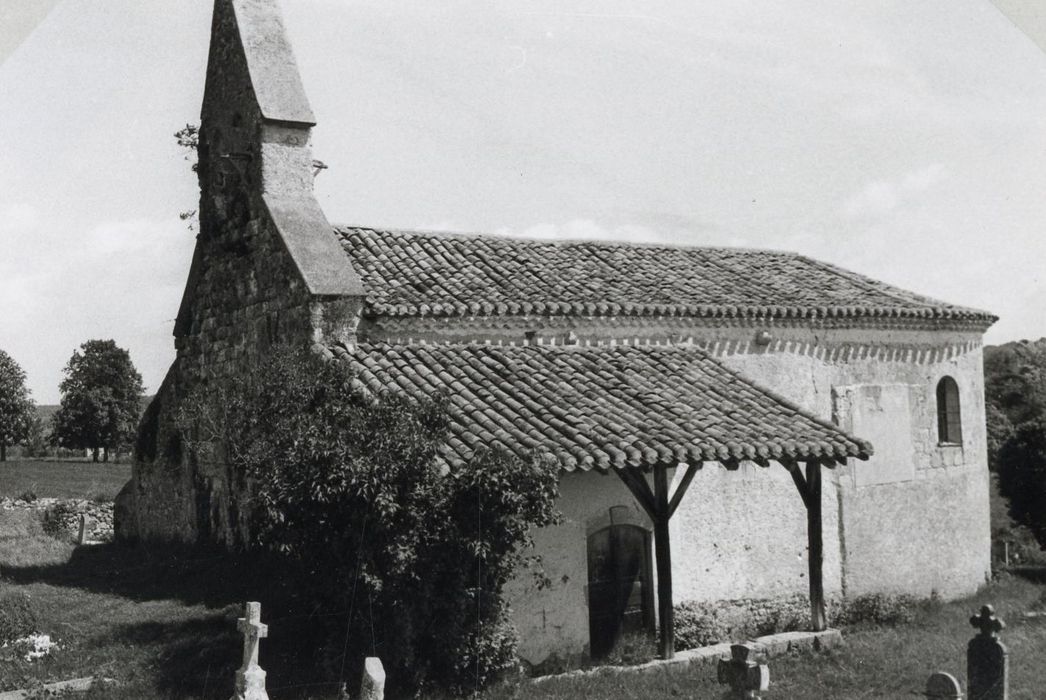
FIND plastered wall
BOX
[500,320,990,662]
[506,469,663,666]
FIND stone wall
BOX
[2,498,115,542]
[117,0,363,547]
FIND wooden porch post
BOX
[787,459,827,632]
[615,461,700,660]
[805,461,826,631]
[652,462,674,659]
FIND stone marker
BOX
[359,657,385,700]
[77,514,88,545]
[717,643,769,699]
[926,671,963,699]
[968,605,1007,700]
[231,602,269,700]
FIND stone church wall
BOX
[118,0,363,546]
[417,316,990,664]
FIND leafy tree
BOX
[986,401,1015,472]
[986,339,1046,550]
[996,417,1046,545]
[20,414,49,459]
[52,340,144,462]
[0,349,34,462]
[181,348,560,695]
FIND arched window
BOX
[936,377,962,445]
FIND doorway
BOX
[587,520,654,657]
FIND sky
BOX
[1,1,1045,404]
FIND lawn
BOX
[0,459,131,500]
[1,502,1045,700]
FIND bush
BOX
[0,593,38,645]
[179,348,561,696]
[17,488,36,503]
[41,502,79,541]
[831,593,917,626]
[674,595,809,650]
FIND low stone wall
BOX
[0,498,115,542]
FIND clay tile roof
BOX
[333,342,873,472]
[333,227,996,324]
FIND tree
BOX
[180,348,560,695]
[52,340,144,462]
[0,349,34,462]
[996,417,1046,545]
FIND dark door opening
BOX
[587,522,654,658]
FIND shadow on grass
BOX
[3,542,358,699]
[3,541,286,606]
[1008,565,1046,584]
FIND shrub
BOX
[17,488,36,503]
[178,348,561,696]
[41,502,79,541]
[831,593,917,626]
[674,594,809,650]
[0,592,38,645]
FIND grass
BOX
[0,484,1045,698]
[484,577,1046,699]
[2,512,1046,699]
[0,459,131,500]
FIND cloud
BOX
[0,203,194,403]
[841,164,949,220]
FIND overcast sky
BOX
[1,0,1045,404]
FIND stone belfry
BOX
[173,0,362,380]
[119,0,364,546]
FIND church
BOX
[116,0,996,667]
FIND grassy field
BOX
[0,475,1044,698]
[0,502,1045,700]
[0,459,131,500]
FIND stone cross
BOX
[926,671,963,699]
[968,605,1007,700]
[231,601,269,700]
[359,657,385,700]
[717,644,770,699]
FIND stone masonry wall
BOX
[118,0,363,547]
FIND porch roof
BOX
[329,342,873,472]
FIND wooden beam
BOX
[785,461,811,510]
[667,461,701,518]
[615,467,657,520]
[652,462,674,659]
[805,461,826,631]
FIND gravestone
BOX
[231,601,269,700]
[717,643,770,699]
[77,515,87,545]
[968,605,1007,700]
[926,671,962,699]
[359,657,385,700]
